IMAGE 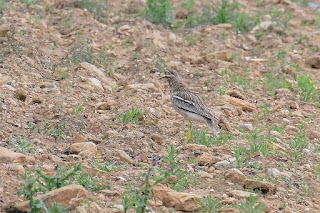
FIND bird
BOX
[161,69,220,141]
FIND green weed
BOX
[199,196,221,212]
[145,0,174,27]
[289,124,309,160]
[258,104,271,118]
[190,129,233,147]
[262,73,292,93]
[72,103,83,117]
[120,107,144,124]
[71,37,95,64]
[23,0,37,7]
[236,194,266,213]
[0,0,4,13]
[9,136,34,154]
[297,75,319,102]
[246,128,274,157]
[80,0,109,21]
[40,200,71,213]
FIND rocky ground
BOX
[1,0,320,212]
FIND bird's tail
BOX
[205,118,220,137]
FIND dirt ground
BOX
[1,0,320,212]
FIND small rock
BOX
[117,150,135,165]
[0,147,35,164]
[0,24,10,37]
[167,175,178,184]
[49,154,63,164]
[14,88,28,101]
[101,190,120,197]
[307,130,320,140]
[163,192,202,211]
[215,157,237,167]
[240,123,253,132]
[224,168,246,184]
[118,25,131,34]
[198,152,221,166]
[199,171,213,179]
[305,55,320,69]
[267,168,281,178]
[216,23,233,29]
[127,83,156,91]
[223,95,256,112]
[227,190,257,199]
[175,9,188,19]
[6,184,88,212]
[70,142,97,154]
[7,163,25,175]
[243,179,277,194]
[96,102,112,110]
[112,205,124,213]
[70,134,86,144]
[205,51,232,62]
[207,167,215,173]
[151,133,164,144]
[88,78,104,91]
[184,144,209,152]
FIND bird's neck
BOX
[169,76,187,92]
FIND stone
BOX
[227,190,257,199]
[117,150,135,165]
[14,88,28,102]
[79,62,117,92]
[175,9,188,19]
[7,163,25,175]
[0,24,10,37]
[96,102,112,110]
[167,175,178,184]
[223,95,256,112]
[70,142,97,154]
[198,152,221,166]
[215,157,237,167]
[205,51,232,62]
[101,190,120,197]
[240,123,253,132]
[224,168,246,184]
[199,171,213,179]
[307,130,320,140]
[163,192,202,211]
[0,147,35,164]
[216,23,233,29]
[127,83,156,91]
[69,134,86,144]
[6,184,88,212]
[267,168,281,178]
[49,155,63,164]
[184,144,209,152]
[118,25,131,34]
[88,77,104,91]
[305,55,320,69]
[243,179,277,194]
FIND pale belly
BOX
[172,105,206,122]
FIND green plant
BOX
[71,37,95,64]
[23,0,37,7]
[80,0,109,21]
[40,200,71,213]
[199,196,221,212]
[145,0,174,27]
[246,128,274,157]
[91,160,128,172]
[297,75,319,102]
[289,124,309,160]
[236,194,266,213]
[72,103,83,117]
[262,73,292,93]
[120,107,144,124]
[159,144,189,191]
[235,146,248,168]
[123,168,165,213]
[191,129,233,147]
[0,0,4,13]
[9,136,34,154]
[44,122,65,140]
[259,104,271,118]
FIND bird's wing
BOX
[172,90,219,122]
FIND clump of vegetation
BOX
[80,0,109,21]
[71,37,95,65]
[199,196,221,212]
[145,0,174,27]
[297,75,319,102]
[9,136,35,154]
[262,73,292,93]
[235,194,266,213]
[119,107,144,124]
[0,0,5,13]
[289,124,309,160]
[18,164,106,212]
[190,129,233,147]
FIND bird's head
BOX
[160,69,179,79]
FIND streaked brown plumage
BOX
[163,69,220,137]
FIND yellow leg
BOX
[187,121,191,141]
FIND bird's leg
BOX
[187,121,192,141]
